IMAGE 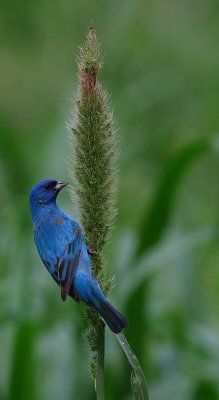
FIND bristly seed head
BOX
[68,23,117,362]
[69,23,117,268]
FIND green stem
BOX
[116,332,150,400]
[96,321,105,400]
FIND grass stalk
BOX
[96,321,105,400]
[68,23,117,398]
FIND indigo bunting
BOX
[30,179,128,333]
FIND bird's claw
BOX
[87,245,98,256]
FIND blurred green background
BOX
[1,1,219,399]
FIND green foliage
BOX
[8,321,37,400]
[137,139,211,255]
[125,137,213,368]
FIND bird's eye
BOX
[43,183,55,190]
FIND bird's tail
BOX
[74,272,128,333]
[96,299,128,334]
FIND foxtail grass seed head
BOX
[68,23,117,362]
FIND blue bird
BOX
[30,179,128,333]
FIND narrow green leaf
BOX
[116,332,150,400]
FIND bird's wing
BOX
[35,217,83,301]
[55,223,82,301]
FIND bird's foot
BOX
[87,245,99,256]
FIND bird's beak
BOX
[55,181,68,191]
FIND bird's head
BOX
[30,179,68,208]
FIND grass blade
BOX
[116,332,150,400]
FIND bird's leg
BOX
[87,245,99,256]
